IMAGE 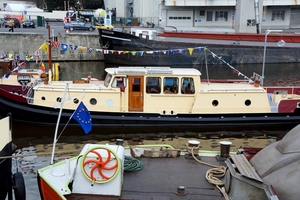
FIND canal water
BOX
[7,61,300,199]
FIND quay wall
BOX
[0,33,104,61]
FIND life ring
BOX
[12,172,26,200]
[81,146,120,184]
[51,63,62,81]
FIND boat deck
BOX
[120,155,226,200]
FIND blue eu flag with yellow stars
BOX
[71,102,92,134]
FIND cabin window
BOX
[90,98,97,105]
[111,77,126,88]
[212,100,219,106]
[104,73,112,87]
[164,77,178,94]
[146,77,161,94]
[73,98,79,104]
[181,78,195,94]
[132,78,140,92]
[245,99,251,106]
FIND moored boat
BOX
[0,66,300,130]
[98,27,300,66]
[0,62,61,98]
[37,123,300,199]
[0,115,26,200]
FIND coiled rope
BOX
[124,155,143,172]
[191,147,230,200]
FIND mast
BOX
[47,24,52,70]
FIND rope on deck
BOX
[191,147,230,200]
[124,155,143,172]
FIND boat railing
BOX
[25,80,41,103]
[206,88,265,92]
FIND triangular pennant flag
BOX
[146,51,153,54]
[52,41,61,49]
[69,44,78,51]
[95,49,103,52]
[131,51,137,56]
[38,43,48,55]
[87,48,93,53]
[117,51,123,55]
[188,48,194,55]
[61,43,68,52]
[104,50,109,54]
[79,46,87,51]
[139,51,144,56]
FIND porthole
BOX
[90,98,97,105]
[56,97,62,102]
[245,99,251,106]
[212,100,219,106]
[41,96,46,101]
[73,98,79,104]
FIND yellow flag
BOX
[188,48,194,56]
[79,46,87,51]
[38,43,48,55]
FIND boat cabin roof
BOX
[105,67,201,76]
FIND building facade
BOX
[104,0,300,33]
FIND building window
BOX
[206,11,213,21]
[247,19,255,26]
[271,10,285,21]
[215,11,228,21]
[200,10,205,16]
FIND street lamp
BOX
[261,29,284,86]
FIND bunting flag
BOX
[18,55,25,61]
[205,47,251,82]
[61,43,68,52]
[79,46,87,51]
[1,52,7,58]
[87,48,93,53]
[69,44,78,51]
[52,41,61,49]
[104,50,109,54]
[117,51,123,55]
[131,51,137,56]
[139,51,144,56]
[40,62,45,72]
[95,49,103,52]
[188,48,194,55]
[38,43,48,55]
